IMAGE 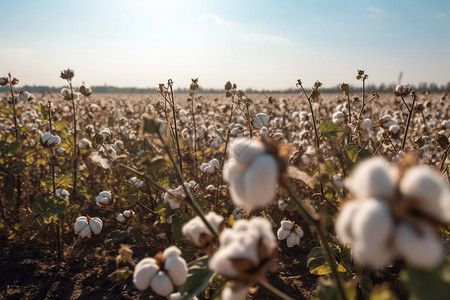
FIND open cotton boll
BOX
[80,225,92,238]
[333,174,344,189]
[286,232,300,247]
[150,271,174,296]
[277,228,290,240]
[335,201,361,245]
[164,256,188,286]
[74,216,88,233]
[260,126,269,138]
[228,138,266,166]
[332,111,346,125]
[89,217,103,235]
[253,113,269,129]
[200,163,214,173]
[163,245,182,259]
[209,158,220,170]
[351,198,395,268]
[399,165,450,223]
[96,191,113,206]
[361,119,372,129]
[345,157,396,200]
[394,221,443,269]
[209,218,276,279]
[281,220,293,230]
[239,154,278,210]
[133,258,160,291]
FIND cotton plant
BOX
[74,216,103,238]
[209,218,277,300]
[336,156,450,269]
[182,211,224,248]
[222,137,281,210]
[133,246,188,297]
[277,220,304,247]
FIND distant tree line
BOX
[2,82,450,95]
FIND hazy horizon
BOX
[1,0,449,90]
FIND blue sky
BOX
[1,0,449,90]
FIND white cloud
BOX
[243,33,290,44]
[434,12,446,19]
[367,6,386,18]
[201,14,225,26]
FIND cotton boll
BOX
[223,159,245,184]
[361,119,372,129]
[164,256,188,286]
[286,232,300,247]
[116,214,127,223]
[80,225,92,238]
[253,113,269,129]
[272,132,284,141]
[228,138,266,166]
[163,245,182,259]
[206,212,224,231]
[260,126,269,138]
[200,163,214,173]
[332,111,346,125]
[96,191,113,206]
[278,199,288,211]
[222,286,248,300]
[133,258,159,291]
[351,198,395,268]
[241,154,278,210]
[400,166,450,223]
[345,157,396,200]
[294,227,304,238]
[209,158,220,170]
[89,217,103,235]
[280,220,293,230]
[333,174,344,189]
[394,221,443,269]
[150,271,174,296]
[277,228,290,240]
[208,245,240,278]
[74,216,88,233]
[335,201,361,245]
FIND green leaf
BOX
[307,246,347,276]
[9,141,22,155]
[157,202,177,223]
[401,259,450,300]
[54,120,69,132]
[32,193,69,225]
[56,172,74,188]
[320,121,343,138]
[178,256,214,299]
[38,103,48,120]
[105,230,129,247]
[312,279,356,300]
[307,247,332,275]
[344,144,358,163]
[142,117,161,135]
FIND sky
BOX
[1,0,449,90]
